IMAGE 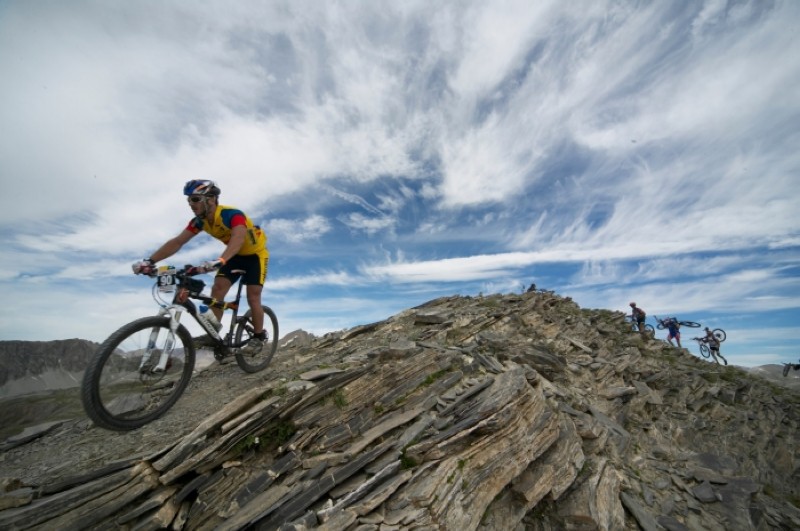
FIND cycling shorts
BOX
[216,253,268,286]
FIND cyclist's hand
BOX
[132,258,155,275]
[198,259,223,273]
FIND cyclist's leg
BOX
[246,284,265,332]
[210,276,234,320]
[238,255,268,356]
[236,253,267,350]
[243,253,268,333]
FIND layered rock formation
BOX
[1,291,798,529]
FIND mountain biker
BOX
[660,317,682,348]
[702,327,727,365]
[783,359,800,377]
[629,302,648,338]
[132,180,270,355]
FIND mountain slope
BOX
[0,339,98,398]
[0,291,798,529]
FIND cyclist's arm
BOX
[149,229,196,262]
[220,225,246,263]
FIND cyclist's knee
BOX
[210,283,231,300]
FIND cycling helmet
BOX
[629,302,636,307]
[183,179,220,197]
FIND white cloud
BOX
[267,215,332,243]
[268,271,356,291]
[0,1,798,368]
[340,213,396,235]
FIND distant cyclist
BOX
[132,180,270,355]
[701,327,727,365]
[629,302,648,338]
[662,317,682,348]
[783,359,800,377]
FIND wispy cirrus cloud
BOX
[0,1,798,367]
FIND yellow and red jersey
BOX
[186,205,268,257]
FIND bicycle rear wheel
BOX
[698,344,710,358]
[713,328,726,342]
[679,321,701,328]
[81,316,195,431]
[234,305,279,373]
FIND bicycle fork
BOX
[139,307,184,373]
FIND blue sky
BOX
[1,1,798,367]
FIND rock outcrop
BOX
[1,291,799,529]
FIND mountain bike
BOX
[81,264,279,431]
[710,328,726,342]
[626,315,654,334]
[692,337,728,365]
[655,316,701,330]
[692,337,712,359]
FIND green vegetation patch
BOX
[400,450,418,470]
[332,388,348,409]
[234,418,297,456]
[417,368,450,391]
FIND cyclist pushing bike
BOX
[782,359,800,377]
[629,302,649,338]
[133,180,269,356]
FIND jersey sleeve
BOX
[186,217,204,234]
[219,208,247,228]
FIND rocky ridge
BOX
[1,290,799,530]
[0,339,99,398]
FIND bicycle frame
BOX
[82,264,277,431]
[139,266,249,372]
[625,314,652,332]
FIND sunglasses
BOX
[187,196,205,203]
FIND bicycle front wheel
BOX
[713,328,727,342]
[679,321,701,328]
[699,344,710,358]
[234,305,279,373]
[81,316,195,431]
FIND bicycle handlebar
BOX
[142,264,209,278]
